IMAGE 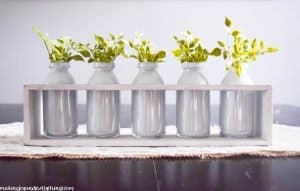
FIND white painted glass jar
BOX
[131,63,165,138]
[87,63,120,137]
[43,62,77,137]
[176,63,210,137]
[219,69,257,137]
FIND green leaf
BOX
[156,51,166,59]
[109,33,115,40]
[218,41,225,47]
[95,35,105,45]
[81,49,91,57]
[173,35,179,42]
[225,17,232,27]
[129,55,138,59]
[251,38,257,48]
[129,41,134,48]
[210,48,221,56]
[267,47,279,53]
[172,49,182,57]
[232,30,240,37]
[223,51,229,59]
[260,41,265,49]
[233,61,242,77]
[88,58,94,63]
[117,34,124,40]
[70,55,84,61]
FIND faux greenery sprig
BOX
[218,17,279,77]
[128,34,166,63]
[33,27,84,63]
[72,34,126,63]
[172,30,221,63]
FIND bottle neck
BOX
[222,69,253,85]
[138,62,158,72]
[94,62,115,72]
[181,63,203,72]
[45,62,74,84]
[49,62,70,71]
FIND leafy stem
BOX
[172,30,221,63]
[128,33,166,63]
[72,33,126,63]
[218,17,279,77]
[33,27,84,63]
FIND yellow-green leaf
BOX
[267,47,279,53]
[260,41,265,49]
[218,41,225,47]
[225,17,232,27]
[223,51,229,59]
[251,38,257,48]
[172,49,181,57]
[232,30,240,37]
[70,55,84,61]
[210,48,221,56]
[235,63,242,77]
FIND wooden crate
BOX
[23,84,272,147]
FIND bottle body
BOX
[219,69,255,137]
[176,63,210,137]
[87,63,120,137]
[132,63,165,138]
[43,62,77,137]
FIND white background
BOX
[0,0,299,105]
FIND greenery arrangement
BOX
[218,17,279,77]
[128,34,166,63]
[72,33,126,63]
[172,30,221,63]
[34,18,278,71]
[33,27,84,63]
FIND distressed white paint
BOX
[23,84,272,146]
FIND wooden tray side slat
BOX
[24,84,271,91]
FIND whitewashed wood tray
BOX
[23,84,272,147]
